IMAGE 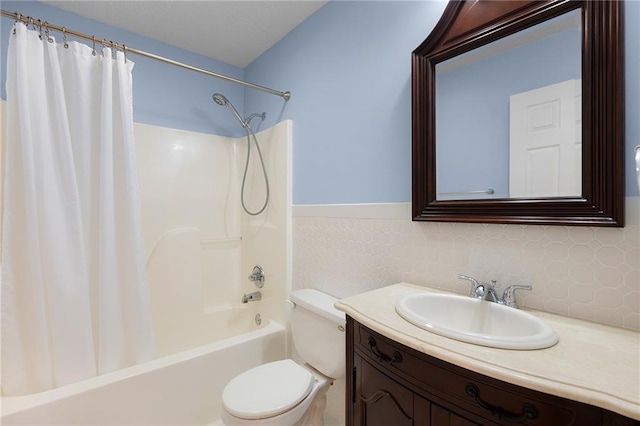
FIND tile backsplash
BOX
[293,199,640,330]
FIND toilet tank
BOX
[290,289,346,379]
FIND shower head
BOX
[212,93,227,107]
[212,93,246,128]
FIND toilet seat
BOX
[222,359,315,420]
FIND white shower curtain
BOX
[2,23,155,396]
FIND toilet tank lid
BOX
[290,289,345,326]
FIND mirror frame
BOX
[412,0,624,226]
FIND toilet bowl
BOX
[220,289,345,426]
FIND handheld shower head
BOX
[212,93,227,106]
[212,93,246,128]
[212,92,270,216]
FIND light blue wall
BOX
[246,0,640,203]
[245,1,449,204]
[0,1,246,137]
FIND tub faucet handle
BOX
[248,265,265,288]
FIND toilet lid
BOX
[222,359,315,420]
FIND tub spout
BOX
[242,291,262,303]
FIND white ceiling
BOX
[42,1,329,68]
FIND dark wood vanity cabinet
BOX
[346,317,639,426]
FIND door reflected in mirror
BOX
[435,9,581,201]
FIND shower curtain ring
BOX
[123,44,127,63]
[13,13,21,34]
[62,26,69,48]
[92,36,96,56]
[37,19,43,40]
[28,17,37,34]
[44,21,54,43]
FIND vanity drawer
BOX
[354,323,433,388]
[353,321,606,425]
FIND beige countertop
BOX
[335,283,640,420]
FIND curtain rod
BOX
[0,9,291,101]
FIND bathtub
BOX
[1,321,286,425]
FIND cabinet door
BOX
[355,353,414,426]
[431,403,482,426]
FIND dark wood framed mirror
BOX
[412,0,624,226]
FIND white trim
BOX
[292,203,411,220]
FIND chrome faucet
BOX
[242,291,262,303]
[457,274,531,308]
[482,280,500,303]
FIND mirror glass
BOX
[435,10,582,201]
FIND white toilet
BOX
[221,289,345,426]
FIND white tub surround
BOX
[335,283,640,421]
[136,120,292,357]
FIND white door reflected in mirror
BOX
[509,79,582,198]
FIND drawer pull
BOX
[367,336,403,366]
[465,383,539,423]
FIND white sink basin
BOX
[396,293,558,350]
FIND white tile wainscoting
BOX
[292,199,640,331]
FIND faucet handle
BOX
[458,274,484,298]
[248,265,265,288]
[501,285,532,309]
